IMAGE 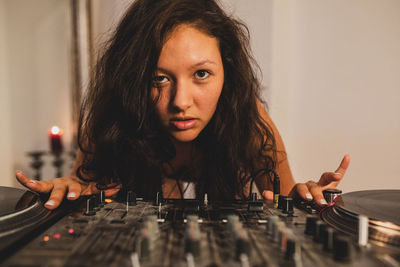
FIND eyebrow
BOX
[156,59,217,74]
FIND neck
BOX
[172,140,194,160]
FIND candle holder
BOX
[52,152,64,177]
[27,151,46,180]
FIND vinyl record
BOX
[321,190,400,247]
[335,190,400,225]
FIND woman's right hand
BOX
[15,171,120,210]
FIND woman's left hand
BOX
[289,154,350,206]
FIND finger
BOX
[262,190,274,200]
[306,181,327,206]
[318,154,351,187]
[45,184,67,210]
[104,187,121,197]
[66,182,82,200]
[335,154,350,176]
[291,183,313,201]
[318,172,342,187]
[16,171,54,193]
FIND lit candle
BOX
[49,126,63,154]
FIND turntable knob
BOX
[333,235,352,262]
[305,215,318,235]
[323,189,342,204]
[127,190,137,206]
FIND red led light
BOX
[53,233,61,239]
[68,228,74,234]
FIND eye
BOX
[153,75,169,84]
[194,70,210,80]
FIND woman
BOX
[16,0,349,209]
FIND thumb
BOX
[262,190,274,200]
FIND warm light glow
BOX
[105,198,113,203]
[50,126,62,135]
[53,233,61,239]
[43,235,50,242]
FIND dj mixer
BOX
[0,186,399,266]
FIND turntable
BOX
[0,186,399,266]
[321,190,400,247]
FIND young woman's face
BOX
[153,25,224,143]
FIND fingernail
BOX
[320,199,328,205]
[46,200,55,206]
[68,192,76,198]
[334,172,341,176]
[28,180,38,184]
[16,170,22,174]
[306,193,313,200]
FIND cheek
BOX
[201,84,223,116]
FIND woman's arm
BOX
[255,101,295,196]
[255,101,350,206]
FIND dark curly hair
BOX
[77,0,277,200]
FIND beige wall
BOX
[270,0,400,192]
[0,0,72,187]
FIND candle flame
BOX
[50,126,61,135]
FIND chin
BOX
[170,130,200,143]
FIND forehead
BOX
[158,24,221,67]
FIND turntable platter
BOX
[321,189,400,247]
[335,190,400,225]
[0,187,37,217]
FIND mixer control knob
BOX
[285,238,300,260]
[185,238,200,257]
[323,189,342,204]
[84,197,96,216]
[99,191,105,205]
[236,237,250,259]
[282,197,294,215]
[155,192,161,206]
[333,235,352,262]
[322,226,335,252]
[140,236,150,258]
[278,195,287,210]
[267,215,279,236]
[305,215,318,235]
[313,221,327,243]
[127,190,137,206]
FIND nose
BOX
[170,79,193,111]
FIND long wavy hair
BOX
[77,0,277,200]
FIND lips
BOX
[170,117,197,130]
